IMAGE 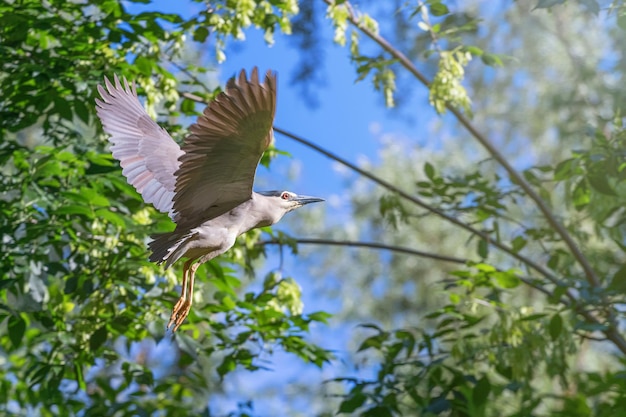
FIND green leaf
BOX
[95,208,126,227]
[193,26,209,42]
[475,263,496,273]
[180,98,197,114]
[74,363,86,391]
[90,326,108,351]
[511,236,526,253]
[549,285,568,304]
[494,272,520,289]
[8,314,26,349]
[80,186,110,206]
[430,3,449,16]
[221,295,236,310]
[572,180,590,209]
[216,354,236,378]
[609,264,626,293]
[554,158,576,180]
[549,314,563,341]
[426,396,451,413]
[363,406,393,417]
[54,205,94,217]
[308,311,332,323]
[424,162,435,180]
[0,278,17,291]
[358,334,386,352]
[465,45,483,56]
[587,174,616,196]
[477,239,488,258]
[520,313,548,321]
[574,321,608,332]
[86,151,114,167]
[481,53,503,67]
[359,323,384,332]
[54,97,73,121]
[618,14,626,31]
[472,376,491,406]
[74,99,90,124]
[134,56,152,75]
[339,392,367,413]
[64,275,78,294]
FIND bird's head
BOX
[257,190,324,220]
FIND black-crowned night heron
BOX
[95,68,323,331]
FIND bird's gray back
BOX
[149,193,277,267]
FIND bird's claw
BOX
[167,297,192,332]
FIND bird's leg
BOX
[168,258,192,331]
[170,261,200,332]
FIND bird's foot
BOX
[167,297,192,332]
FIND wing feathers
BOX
[172,68,277,227]
[95,75,183,216]
[96,68,277,229]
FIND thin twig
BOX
[259,238,466,264]
[170,60,214,95]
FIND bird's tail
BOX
[148,230,194,268]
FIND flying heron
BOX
[95,68,323,331]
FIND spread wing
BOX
[172,68,276,227]
[95,75,183,217]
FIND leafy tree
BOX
[289,1,626,415]
[1,1,328,415]
[2,0,626,416]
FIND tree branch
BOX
[272,126,563,287]
[259,237,562,302]
[181,90,569,296]
[327,0,599,289]
[180,74,626,354]
[259,237,466,263]
[321,0,626,354]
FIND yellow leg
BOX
[170,261,201,332]
[167,259,193,331]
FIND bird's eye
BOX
[281,192,290,200]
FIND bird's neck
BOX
[234,193,282,234]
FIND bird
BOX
[95,68,323,331]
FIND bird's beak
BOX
[294,195,325,206]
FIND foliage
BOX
[315,1,626,416]
[0,1,329,415]
[3,0,626,416]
